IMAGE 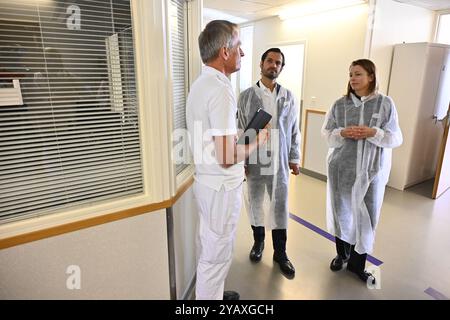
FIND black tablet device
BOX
[237,108,272,145]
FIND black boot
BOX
[223,290,240,300]
[249,226,265,262]
[346,247,376,285]
[272,229,295,277]
[330,237,351,271]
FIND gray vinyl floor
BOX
[226,173,450,300]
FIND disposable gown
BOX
[238,84,300,230]
[322,93,403,254]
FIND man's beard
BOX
[263,69,278,80]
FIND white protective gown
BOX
[322,93,403,254]
[238,83,300,230]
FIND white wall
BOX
[249,4,368,170]
[0,210,170,299]
[172,185,198,299]
[248,1,436,179]
[369,0,435,94]
[251,4,369,113]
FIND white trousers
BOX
[193,181,242,300]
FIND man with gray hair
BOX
[186,20,268,300]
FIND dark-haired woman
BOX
[322,59,403,284]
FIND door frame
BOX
[432,103,450,199]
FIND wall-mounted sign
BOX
[0,79,23,106]
[66,5,81,30]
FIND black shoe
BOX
[359,271,376,285]
[249,241,264,262]
[347,265,376,285]
[330,255,349,271]
[273,255,295,277]
[223,290,240,300]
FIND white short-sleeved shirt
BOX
[186,66,244,191]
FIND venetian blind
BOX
[0,0,143,224]
[169,0,189,175]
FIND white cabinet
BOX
[388,42,450,190]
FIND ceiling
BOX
[203,0,450,23]
[393,0,450,11]
[204,0,303,22]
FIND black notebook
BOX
[237,108,272,145]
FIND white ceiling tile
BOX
[204,0,450,24]
[204,0,270,12]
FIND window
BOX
[436,13,450,45]
[0,0,143,224]
[168,0,189,176]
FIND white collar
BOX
[350,92,377,107]
[257,80,277,95]
[202,65,230,84]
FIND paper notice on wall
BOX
[0,79,23,106]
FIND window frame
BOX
[434,10,450,44]
[165,0,201,191]
[166,0,192,187]
[0,0,202,246]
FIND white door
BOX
[273,43,305,106]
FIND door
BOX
[272,42,305,108]
[432,104,450,199]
